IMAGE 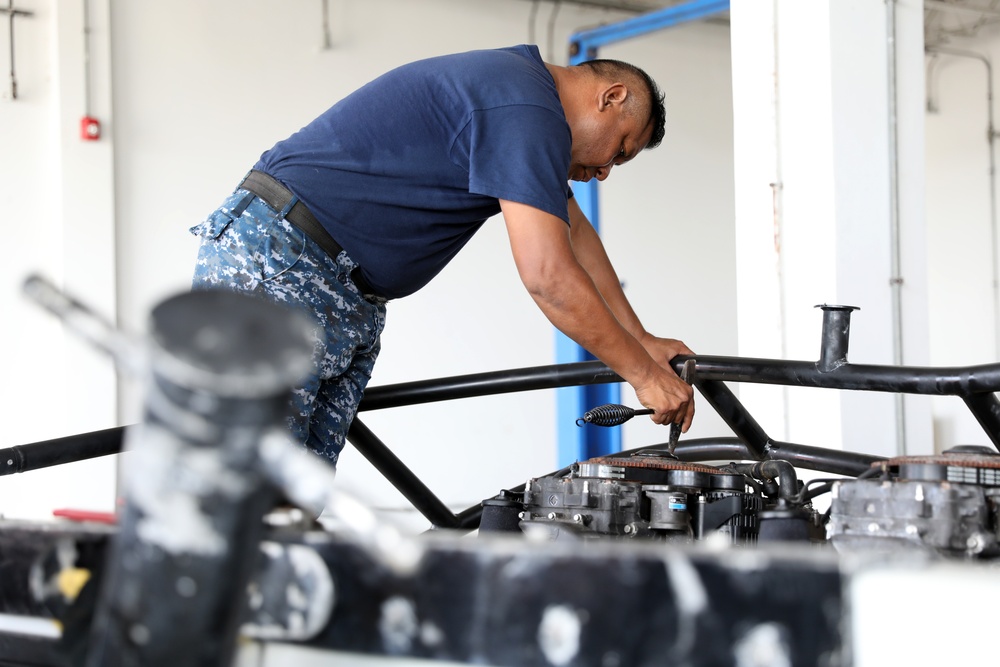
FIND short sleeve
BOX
[460,105,572,224]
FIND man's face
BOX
[568,92,654,183]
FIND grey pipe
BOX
[886,0,907,456]
[926,45,1000,362]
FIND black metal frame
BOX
[348,346,1000,530]
[8,351,1000,532]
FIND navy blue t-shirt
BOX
[255,45,572,300]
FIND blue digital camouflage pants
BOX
[189,187,387,467]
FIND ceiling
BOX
[925,0,1000,49]
[534,0,1000,50]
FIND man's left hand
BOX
[639,333,694,372]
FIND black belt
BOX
[238,169,385,302]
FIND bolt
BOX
[547,512,557,520]
[573,514,583,523]
[623,524,634,534]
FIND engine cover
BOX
[517,454,761,543]
[828,446,1000,557]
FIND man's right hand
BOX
[633,367,695,432]
[499,198,696,434]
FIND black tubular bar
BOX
[347,418,463,529]
[762,441,882,477]
[963,392,1000,449]
[688,378,770,458]
[676,355,1000,395]
[1,425,127,476]
[359,355,1000,415]
[10,352,1000,529]
[358,360,619,411]
[607,437,882,477]
[453,504,485,531]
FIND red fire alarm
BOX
[80,116,101,141]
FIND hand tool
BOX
[667,359,696,455]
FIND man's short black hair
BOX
[578,59,667,149]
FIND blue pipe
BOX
[557,0,730,466]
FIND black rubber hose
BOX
[731,460,800,500]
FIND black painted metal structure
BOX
[82,290,318,667]
[6,286,1000,667]
[8,299,1000,529]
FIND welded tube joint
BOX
[817,304,860,372]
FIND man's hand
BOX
[637,333,695,431]
[633,366,695,432]
[500,197,696,434]
[639,333,694,368]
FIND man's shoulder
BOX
[402,44,547,84]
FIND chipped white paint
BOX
[287,611,305,635]
[260,541,285,559]
[142,379,221,444]
[124,422,258,556]
[420,620,444,647]
[720,548,772,573]
[665,553,708,616]
[537,604,581,666]
[30,538,82,603]
[259,430,423,574]
[664,552,708,656]
[379,596,418,654]
[733,623,791,667]
[128,431,226,556]
[0,613,62,639]
[258,430,336,517]
[287,582,307,609]
[325,490,424,575]
[241,542,335,642]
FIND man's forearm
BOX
[522,257,659,388]
[500,197,694,428]
[567,198,648,341]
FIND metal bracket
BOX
[1,0,34,100]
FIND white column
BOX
[893,0,933,455]
[731,0,932,457]
[53,0,120,508]
[0,0,118,519]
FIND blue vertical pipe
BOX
[557,0,730,466]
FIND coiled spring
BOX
[576,404,653,427]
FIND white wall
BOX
[925,32,1000,450]
[9,0,1000,532]
[730,0,933,460]
[0,0,117,520]
[2,0,737,528]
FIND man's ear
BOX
[599,82,629,111]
